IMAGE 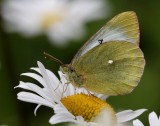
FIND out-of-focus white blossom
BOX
[2,0,111,46]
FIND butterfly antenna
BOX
[43,52,65,66]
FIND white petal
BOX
[116,109,147,123]
[75,116,85,122]
[47,69,60,86]
[34,104,41,116]
[17,92,54,108]
[58,71,74,96]
[15,81,31,89]
[54,104,68,113]
[65,84,75,96]
[16,81,55,103]
[58,71,69,84]
[31,67,60,87]
[49,114,76,125]
[30,67,40,73]
[21,72,46,87]
[95,93,108,100]
[133,119,144,126]
[149,112,160,126]
[71,116,95,126]
[76,88,85,94]
[54,104,75,118]
[93,109,117,126]
[38,61,64,102]
[37,61,56,95]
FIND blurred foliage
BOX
[0,0,160,125]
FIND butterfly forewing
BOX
[72,11,139,65]
[72,41,145,95]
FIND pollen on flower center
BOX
[61,93,115,122]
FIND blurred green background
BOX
[0,0,160,125]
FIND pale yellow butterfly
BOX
[45,11,145,96]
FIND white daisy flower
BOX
[133,112,160,126]
[2,0,110,46]
[15,61,146,126]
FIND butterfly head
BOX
[60,65,84,88]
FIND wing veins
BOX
[105,46,138,57]
[71,12,139,64]
[103,29,139,40]
[114,56,144,62]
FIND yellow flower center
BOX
[41,12,64,30]
[61,93,116,122]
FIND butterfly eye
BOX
[70,69,74,73]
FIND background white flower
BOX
[133,112,160,126]
[2,0,111,46]
[15,61,146,126]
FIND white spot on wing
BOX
[108,60,113,64]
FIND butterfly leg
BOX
[54,80,61,91]
[61,81,72,97]
[87,90,93,96]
